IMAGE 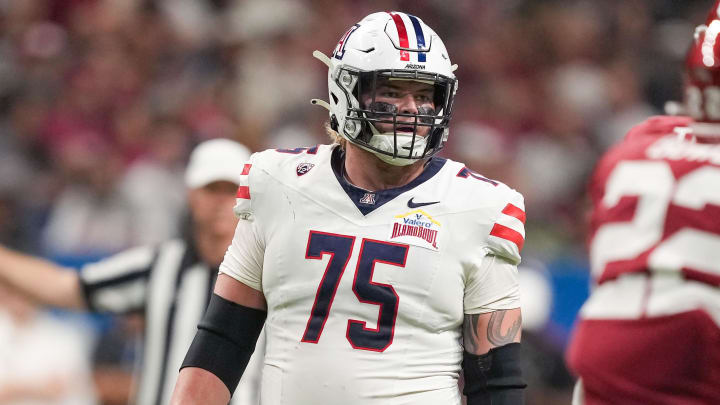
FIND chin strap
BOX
[312,50,332,68]
[311,98,331,111]
[310,50,333,113]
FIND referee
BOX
[0,138,262,405]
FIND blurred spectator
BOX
[118,118,189,246]
[90,316,142,405]
[40,147,134,257]
[0,284,97,405]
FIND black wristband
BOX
[463,343,526,405]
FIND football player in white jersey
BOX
[172,11,527,405]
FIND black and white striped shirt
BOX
[79,237,260,405]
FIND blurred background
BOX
[0,0,712,404]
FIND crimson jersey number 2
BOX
[300,231,408,352]
[591,161,720,282]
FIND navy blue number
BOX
[301,232,408,351]
[456,166,498,186]
[347,239,408,352]
[301,231,355,343]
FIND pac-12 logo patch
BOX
[388,209,441,251]
[296,162,314,176]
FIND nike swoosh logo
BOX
[407,198,440,208]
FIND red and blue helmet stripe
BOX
[389,13,410,61]
[388,12,428,63]
[407,15,427,62]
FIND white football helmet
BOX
[312,11,458,166]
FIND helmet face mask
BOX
[684,1,720,132]
[315,12,458,165]
[338,68,456,162]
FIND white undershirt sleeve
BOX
[464,253,520,315]
[219,218,265,292]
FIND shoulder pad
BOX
[444,158,526,264]
[252,145,321,173]
[443,159,508,208]
[233,145,327,220]
[625,115,693,142]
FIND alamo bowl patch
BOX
[388,209,441,251]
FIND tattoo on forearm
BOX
[463,314,481,354]
[464,310,522,353]
[487,311,521,347]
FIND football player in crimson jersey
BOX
[171,11,526,405]
[565,3,720,404]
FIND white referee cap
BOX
[185,138,252,189]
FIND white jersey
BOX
[220,144,524,405]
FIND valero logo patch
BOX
[388,209,441,251]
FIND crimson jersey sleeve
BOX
[623,115,693,142]
[589,115,693,207]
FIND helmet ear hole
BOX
[331,92,339,105]
[330,115,339,131]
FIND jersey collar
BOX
[331,146,446,216]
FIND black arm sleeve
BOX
[180,293,266,395]
[463,342,526,405]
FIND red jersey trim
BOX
[502,203,526,224]
[236,186,250,199]
[490,223,525,251]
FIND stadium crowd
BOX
[0,1,711,404]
